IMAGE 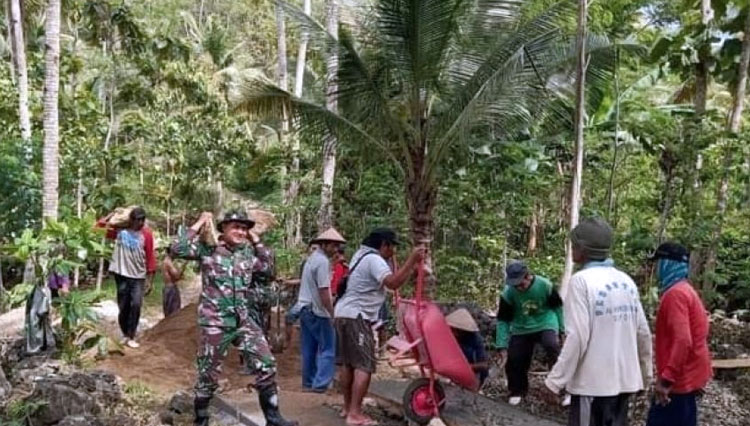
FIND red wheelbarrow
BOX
[385,262,479,425]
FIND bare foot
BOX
[339,408,348,418]
[346,413,377,426]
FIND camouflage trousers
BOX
[195,321,277,399]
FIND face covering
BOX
[657,258,689,294]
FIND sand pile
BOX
[100,304,249,393]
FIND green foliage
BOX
[3,0,750,314]
[0,283,34,312]
[56,290,106,364]
[4,213,109,283]
[2,398,47,425]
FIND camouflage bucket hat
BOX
[217,210,255,231]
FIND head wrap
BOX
[656,258,689,294]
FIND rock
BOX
[58,415,104,426]
[102,414,135,426]
[30,381,102,424]
[92,300,121,323]
[12,357,66,388]
[67,370,122,404]
[0,364,11,400]
[25,370,122,425]
[0,307,26,338]
[168,389,194,414]
[159,409,175,425]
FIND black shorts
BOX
[335,316,376,373]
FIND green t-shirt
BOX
[495,275,564,348]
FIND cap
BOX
[505,261,529,286]
[369,228,400,246]
[649,242,690,263]
[129,206,147,220]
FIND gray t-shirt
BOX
[334,246,392,322]
[109,229,146,279]
[297,249,332,318]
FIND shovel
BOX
[269,282,286,354]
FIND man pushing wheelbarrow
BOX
[334,228,425,426]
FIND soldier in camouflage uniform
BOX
[247,252,276,334]
[170,211,297,426]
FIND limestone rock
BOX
[168,389,193,414]
[30,381,102,424]
[57,415,104,426]
[0,365,10,400]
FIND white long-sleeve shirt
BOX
[545,265,653,396]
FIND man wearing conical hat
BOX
[297,227,347,392]
[446,308,490,386]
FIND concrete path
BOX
[369,379,563,426]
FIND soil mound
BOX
[99,303,299,395]
[100,304,247,393]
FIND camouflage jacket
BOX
[170,226,272,328]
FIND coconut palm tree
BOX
[9,0,32,142]
[237,0,596,270]
[317,0,339,231]
[42,0,62,221]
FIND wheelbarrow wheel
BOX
[403,378,446,425]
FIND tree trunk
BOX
[276,5,294,248]
[198,0,206,27]
[695,0,712,115]
[405,168,437,292]
[294,0,311,98]
[561,0,588,298]
[317,0,340,232]
[96,237,105,292]
[9,0,32,142]
[606,47,620,220]
[5,0,13,85]
[42,0,62,221]
[692,0,712,195]
[656,170,675,244]
[704,8,750,283]
[527,205,538,256]
[0,255,4,302]
[73,167,83,288]
[284,0,311,246]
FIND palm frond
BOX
[277,1,403,146]
[428,3,574,176]
[375,0,465,91]
[233,77,403,171]
[435,1,574,140]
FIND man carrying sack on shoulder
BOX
[97,206,156,349]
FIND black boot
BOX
[194,396,211,426]
[257,383,298,426]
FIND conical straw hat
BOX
[445,308,479,332]
[311,228,346,244]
